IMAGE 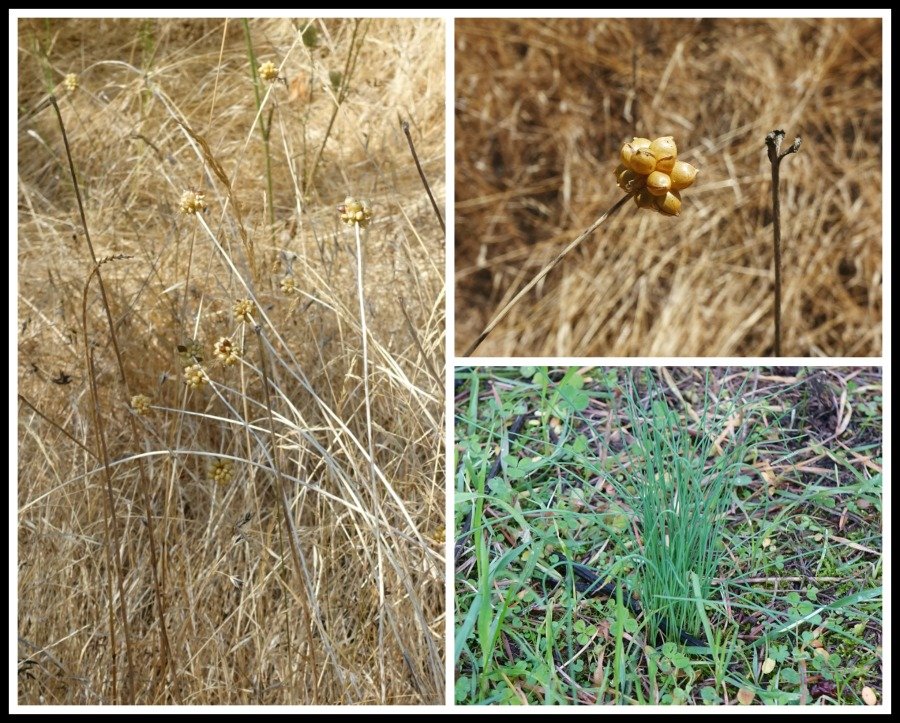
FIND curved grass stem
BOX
[464,192,633,356]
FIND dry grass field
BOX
[455,18,882,357]
[17,18,445,705]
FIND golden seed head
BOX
[209,459,234,486]
[130,394,152,415]
[177,339,204,365]
[258,61,278,82]
[213,337,240,366]
[654,190,682,216]
[178,189,206,215]
[338,196,373,228]
[183,363,208,389]
[280,275,299,295]
[63,73,79,92]
[646,170,672,197]
[232,298,256,324]
[619,135,694,217]
[669,160,699,191]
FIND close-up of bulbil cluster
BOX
[614,135,699,216]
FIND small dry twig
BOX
[765,129,802,357]
[401,118,445,234]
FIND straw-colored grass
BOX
[455,18,882,356]
[17,18,444,705]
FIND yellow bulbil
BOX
[629,148,657,175]
[646,170,672,197]
[619,137,651,170]
[669,160,699,191]
[654,190,682,216]
[649,136,678,173]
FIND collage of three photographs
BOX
[13,12,886,711]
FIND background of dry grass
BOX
[17,18,444,705]
[455,18,882,357]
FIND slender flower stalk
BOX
[347,199,386,702]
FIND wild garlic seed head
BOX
[280,275,299,295]
[617,135,698,216]
[131,394,152,415]
[338,197,373,228]
[183,363,208,389]
[179,190,206,215]
[258,61,278,82]
[233,298,255,324]
[213,337,240,366]
[209,459,234,485]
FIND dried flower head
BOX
[130,394,152,415]
[280,275,299,295]
[616,135,698,216]
[233,298,256,324]
[179,189,206,215]
[258,61,279,82]
[338,196,373,228]
[183,363,208,389]
[213,336,241,366]
[63,73,79,93]
[209,459,234,486]
[177,339,204,365]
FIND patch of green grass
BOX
[454,367,882,705]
